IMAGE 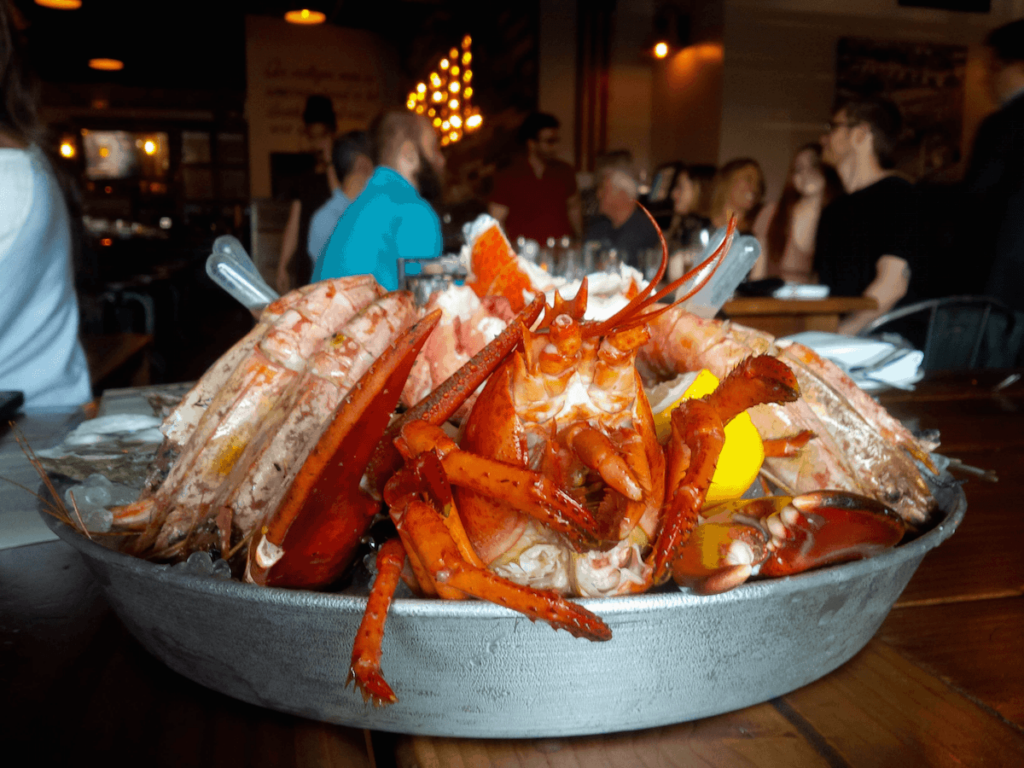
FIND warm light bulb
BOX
[407,100,416,110]
[433,117,442,127]
[441,136,450,146]
[450,115,462,129]
[462,52,471,65]
[416,105,425,114]
[466,114,482,129]
[143,140,157,155]
[463,70,472,82]
[430,73,441,87]
[442,120,450,130]
[440,58,449,70]
[285,9,326,25]
[449,98,459,109]
[449,81,460,93]
[464,86,473,99]
[417,82,427,93]
[35,0,82,8]
[451,65,460,76]
[428,108,436,117]
[89,58,124,71]
[99,147,110,157]
[449,131,459,141]
[654,41,669,59]
[59,141,75,158]
[462,35,472,49]
[432,91,443,102]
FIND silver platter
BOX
[41,487,965,738]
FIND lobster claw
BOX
[671,492,905,593]
[670,496,780,594]
[759,491,906,577]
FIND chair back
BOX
[859,296,1024,370]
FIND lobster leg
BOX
[394,420,602,549]
[654,399,725,584]
[394,497,612,641]
[347,538,406,706]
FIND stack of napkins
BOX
[781,331,924,391]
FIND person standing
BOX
[815,96,918,335]
[306,130,373,266]
[0,1,91,409]
[313,111,444,291]
[488,112,582,244]
[965,19,1024,312]
[275,95,338,294]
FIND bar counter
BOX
[2,369,1022,766]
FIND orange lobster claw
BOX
[759,491,906,577]
[246,309,442,588]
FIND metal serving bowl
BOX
[41,487,964,738]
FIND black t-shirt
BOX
[814,176,920,303]
[584,207,662,269]
[284,171,332,286]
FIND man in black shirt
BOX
[965,20,1024,312]
[814,97,917,335]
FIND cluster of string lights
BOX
[406,36,482,146]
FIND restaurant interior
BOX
[3,0,1024,765]
[14,0,1016,393]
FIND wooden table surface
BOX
[2,370,1022,766]
[721,296,878,337]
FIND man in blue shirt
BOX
[307,130,373,265]
[313,111,444,290]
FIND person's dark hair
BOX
[685,163,717,218]
[302,94,337,132]
[986,18,1024,64]
[0,1,42,145]
[331,130,372,181]
[517,112,560,144]
[836,95,903,169]
[765,144,843,272]
[369,109,426,166]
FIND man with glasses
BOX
[964,19,1024,312]
[814,96,918,335]
[488,112,582,245]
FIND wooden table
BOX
[721,296,878,337]
[2,371,1023,766]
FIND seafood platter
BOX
[33,213,965,737]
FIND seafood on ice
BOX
[36,211,937,707]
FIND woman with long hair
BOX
[753,144,843,283]
[0,0,92,409]
[663,164,715,282]
[708,158,765,234]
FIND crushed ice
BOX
[64,473,137,532]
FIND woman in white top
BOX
[0,3,91,410]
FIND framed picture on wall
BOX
[836,37,967,182]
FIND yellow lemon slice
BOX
[651,369,764,503]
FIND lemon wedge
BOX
[650,369,764,503]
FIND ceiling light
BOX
[35,0,81,9]
[654,42,669,59]
[89,58,124,71]
[284,9,326,25]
